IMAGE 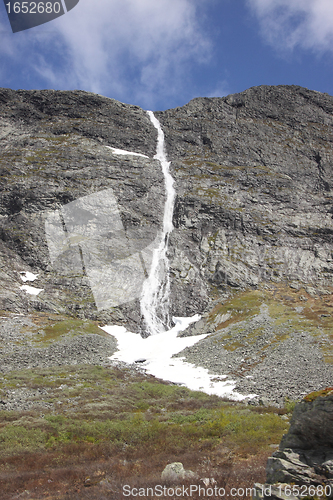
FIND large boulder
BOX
[279,389,333,451]
[254,388,333,499]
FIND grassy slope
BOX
[3,281,332,499]
[0,353,288,499]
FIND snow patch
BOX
[105,146,149,158]
[101,315,250,400]
[20,285,44,296]
[20,272,38,282]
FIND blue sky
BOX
[1,0,333,110]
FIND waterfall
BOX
[140,111,176,336]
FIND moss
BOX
[303,387,333,402]
[43,134,71,143]
[208,289,263,331]
[284,397,298,413]
[33,318,103,346]
[1,313,107,349]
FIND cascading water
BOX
[140,111,176,336]
[102,112,251,401]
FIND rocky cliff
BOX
[0,85,332,404]
[0,89,164,329]
[161,86,333,313]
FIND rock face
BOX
[279,389,333,452]
[255,389,333,499]
[159,86,333,316]
[0,85,332,403]
[0,88,165,330]
[1,85,332,321]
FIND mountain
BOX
[0,85,332,405]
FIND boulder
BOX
[254,389,333,499]
[161,462,196,482]
[279,388,333,451]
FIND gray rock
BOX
[266,449,326,485]
[0,314,118,385]
[0,88,165,331]
[175,306,333,407]
[257,391,333,499]
[161,462,196,482]
[280,391,333,450]
[253,482,299,500]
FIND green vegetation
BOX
[0,337,289,498]
[0,365,288,465]
[2,313,107,349]
[284,397,298,413]
[205,285,333,363]
[208,289,263,331]
[31,317,104,346]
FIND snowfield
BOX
[101,316,249,400]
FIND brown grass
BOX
[0,445,271,500]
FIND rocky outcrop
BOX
[175,300,333,407]
[254,389,333,499]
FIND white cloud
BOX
[0,0,212,108]
[247,0,333,54]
